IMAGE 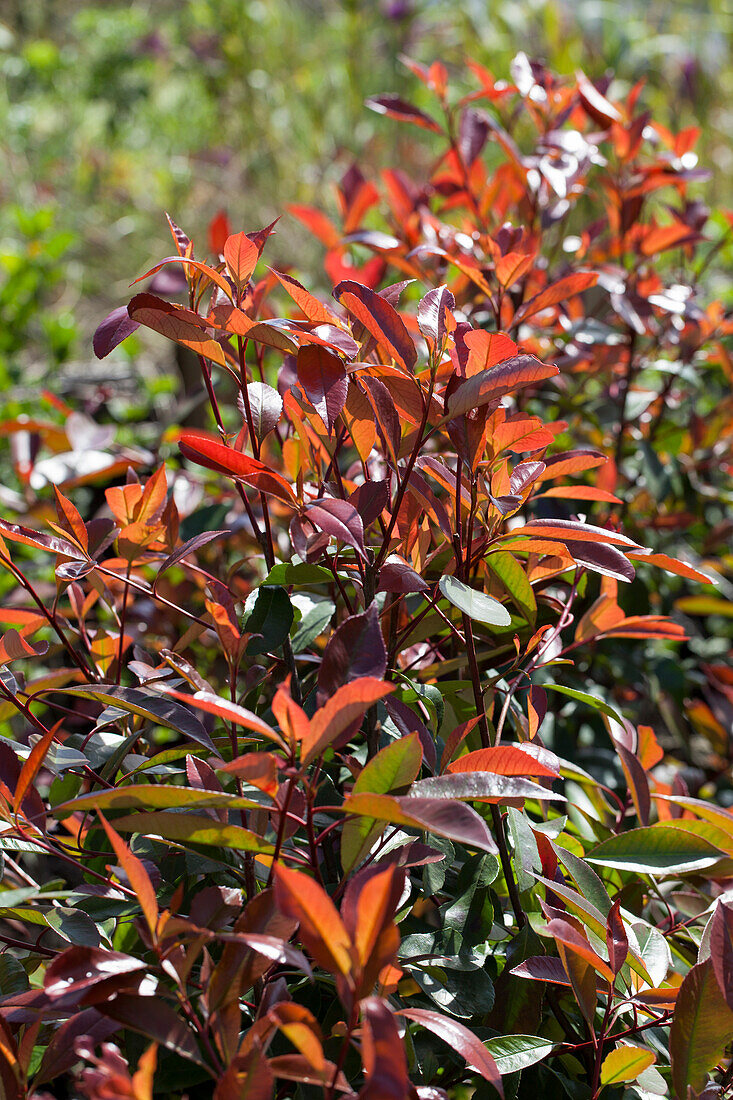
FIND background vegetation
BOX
[1,0,732,399]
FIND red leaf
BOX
[360,375,401,463]
[13,719,61,815]
[296,345,348,435]
[130,256,234,301]
[628,552,712,584]
[365,94,443,133]
[576,70,622,126]
[334,279,417,372]
[399,1008,504,1095]
[208,209,231,254]
[223,231,259,288]
[535,449,606,481]
[179,431,298,506]
[462,329,519,376]
[287,204,341,249]
[163,688,284,747]
[506,519,641,548]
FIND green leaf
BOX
[54,784,261,816]
[439,575,512,627]
[110,812,275,853]
[39,685,214,750]
[486,552,537,625]
[485,1034,557,1075]
[44,906,101,947]
[290,594,335,652]
[669,958,733,1098]
[245,585,294,655]
[544,684,625,725]
[341,732,423,871]
[587,824,726,875]
[0,953,29,996]
[264,562,333,586]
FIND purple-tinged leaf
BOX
[334,279,417,373]
[360,375,401,463]
[216,932,313,979]
[365,94,444,134]
[93,307,141,359]
[568,539,636,583]
[349,480,389,528]
[409,772,564,803]
[0,517,86,559]
[44,947,146,1000]
[361,997,411,1099]
[319,603,387,695]
[99,992,203,1064]
[156,530,230,577]
[245,381,283,441]
[399,1009,504,1095]
[417,285,455,349]
[710,901,733,1010]
[297,345,348,435]
[305,498,366,560]
[377,556,429,594]
[606,899,629,975]
[444,356,559,420]
[344,791,499,854]
[459,108,491,165]
[669,958,733,1099]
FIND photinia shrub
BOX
[0,55,731,1100]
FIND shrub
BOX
[0,56,731,1100]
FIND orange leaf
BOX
[463,330,518,376]
[269,269,341,325]
[538,485,622,504]
[303,678,394,765]
[99,813,159,938]
[628,552,712,584]
[274,866,354,978]
[448,745,559,779]
[14,719,62,815]
[513,272,598,324]
[128,294,226,367]
[223,232,259,288]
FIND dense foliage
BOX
[0,56,732,1099]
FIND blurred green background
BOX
[1,0,731,399]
